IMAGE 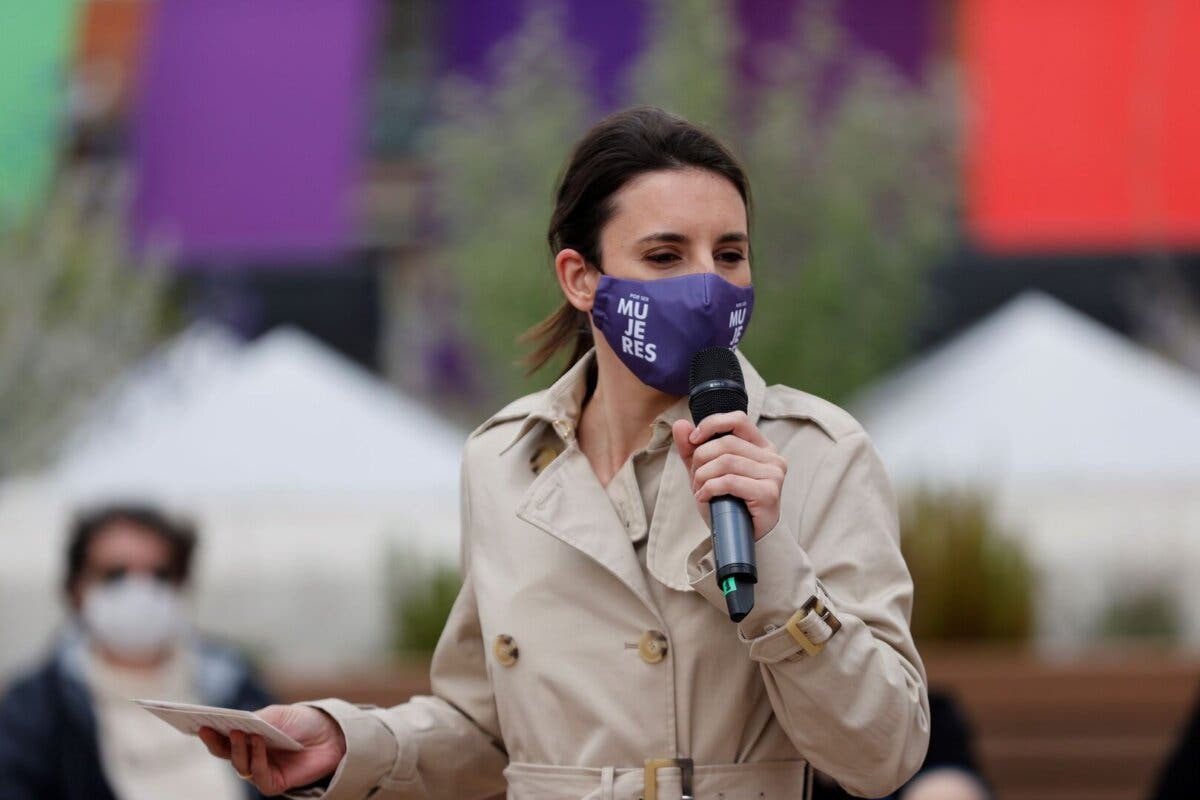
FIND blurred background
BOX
[1,1,1199,798]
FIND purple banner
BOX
[132,0,375,265]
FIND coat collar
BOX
[509,347,768,601]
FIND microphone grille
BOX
[688,347,747,422]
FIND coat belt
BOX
[501,759,810,800]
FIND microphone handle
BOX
[710,494,757,622]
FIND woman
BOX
[200,106,930,800]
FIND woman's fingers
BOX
[692,433,785,475]
[671,419,697,469]
[197,727,231,759]
[692,452,783,493]
[695,473,774,505]
[689,411,770,449]
[694,473,781,539]
[230,730,250,777]
[249,735,276,793]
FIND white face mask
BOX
[82,575,185,659]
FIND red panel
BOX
[964,0,1200,251]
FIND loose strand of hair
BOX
[518,301,592,377]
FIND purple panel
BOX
[565,0,645,109]
[837,0,929,78]
[736,0,930,83]
[437,0,645,110]
[132,0,375,265]
[437,0,523,81]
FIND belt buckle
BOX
[643,757,694,800]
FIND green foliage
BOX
[735,5,958,404]
[0,175,173,476]
[425,0,957,410]
[422,3,591,403]
[389,548,463,655]
[1097,588,1182,643]
[627,0,734,131]
[900,489,1035,642]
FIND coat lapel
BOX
[516,441,665,625]
[511,347,768,607]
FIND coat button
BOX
[530,445,559,475]
[638,630,668,664]
[493,634,519,667]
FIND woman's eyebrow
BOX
[636,231,749,245]
[636,231,688,244]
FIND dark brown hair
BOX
[64,503,198,595]
[522,106,752,375]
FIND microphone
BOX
[688,346,757,622]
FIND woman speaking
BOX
[200,106,930,800]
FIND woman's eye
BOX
[718,251,746,264]
[647,252,680,264]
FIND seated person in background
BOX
[813,688,991,800]
[0,503,275,800]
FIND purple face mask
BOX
[590,272,754,396]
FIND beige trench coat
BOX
[286,351,929,800]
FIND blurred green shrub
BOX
[1097,587,1182,643]
[389,547,463,655]
[900,489,1035,642]
[729,5,959,405]
[0,175,173,476]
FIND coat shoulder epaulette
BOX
[760,384,865,443]
[468,390,547,441]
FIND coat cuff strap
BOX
[686,520,840,663]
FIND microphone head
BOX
[688,347,748,423]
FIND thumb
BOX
[672,419,697,470]
[255,705,290,727]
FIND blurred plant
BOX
[420,3,591,404]
[0,173,173,476]
[734,4,959,404]
[628,0,734,133]
[900,489,1034,642]
[388,546,462,655]
[1096,586,1182,643]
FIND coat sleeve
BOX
[686,429,930,799]
[283,460,508,800]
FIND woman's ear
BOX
[554,248,598,312]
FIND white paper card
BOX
[134,699,304,752]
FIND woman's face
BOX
[596,168,750,286]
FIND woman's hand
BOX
[671,411,787,540]
[198,704,347,796]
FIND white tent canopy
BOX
[0,326,468,675]
[852,291,1200,487]
[852,291,1200,648]
[54,326,465,499]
